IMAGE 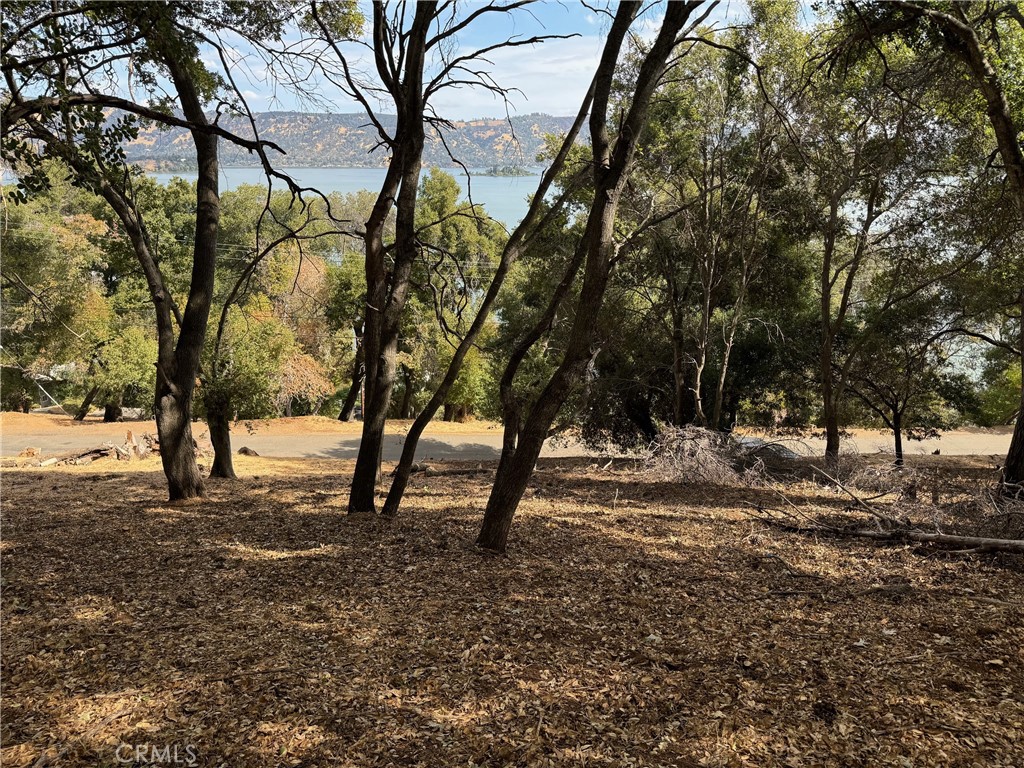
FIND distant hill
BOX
[125,111,579,171]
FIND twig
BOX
[810,464,901,527]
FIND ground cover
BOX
[1,455,1022,767]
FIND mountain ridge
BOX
[126,111,579,171]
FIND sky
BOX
[219,1,754,120]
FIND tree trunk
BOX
[691,280,712,427]
[476,0,695,551]
[712,291,746,430]
[823,397,841,466]
[1002,290,1024,494]
[206,389,236,479]
[399,365,414,419]
[906,7,1024,495]
[150,53,222,501]
[154,394,204,498]
[103,388,124,422]
[338,327,364,421]
[893,409,904,467]
[672,327,689,426]
[348,4,435,515]
[350,331,398,512]
[1005,398,1024,494]
[338,378,361,421]
[821,248,840,468]
[377,70,597,520]
[75,385,99,421]
[9,17,222,502]
[624,395,658,443]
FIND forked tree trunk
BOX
[476,0,698,552]
[206,389,236,479]
[10,15,225,502]
[349,4,434,515]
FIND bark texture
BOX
[475,1,702,551]
[206,389,236,479]
[348,3,435,514]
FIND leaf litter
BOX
[1,454,1022,767]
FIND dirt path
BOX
[0,413,1012,459]
[0,413,583,460]
[743,426,1013,459]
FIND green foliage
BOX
[980,363,1023,427]
[92,327,158,409]
[205,299,300,419]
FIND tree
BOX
[2,1,292,498]
[0,165,109,400]
[604,5,808,433]
[307,0,573,514]
[836,0,1024,491]
[476,1,709,552]
[846,296,967,464]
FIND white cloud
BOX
[430,35,604,119]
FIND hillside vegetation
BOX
[126,111,577,171]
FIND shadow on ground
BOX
[2,458,1022,767]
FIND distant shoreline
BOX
[147,165,543,176]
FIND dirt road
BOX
[0,413,580,461]
[0,413,1013,460]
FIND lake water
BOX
[150,167,543,226]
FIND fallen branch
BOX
[810,464,903,527]
[396,463,493,477]
[845,528,1024,554]
[744,506,1024,554]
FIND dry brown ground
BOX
[1,455,1022,767]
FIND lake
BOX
[150,166,543,227]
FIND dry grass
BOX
[2,455,1022,767]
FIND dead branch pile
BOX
[747,465,1024,554]
[644,426,747,485]
[844,461,930,500]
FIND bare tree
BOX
[307,0,572,514]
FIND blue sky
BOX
[219,1,753,120]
